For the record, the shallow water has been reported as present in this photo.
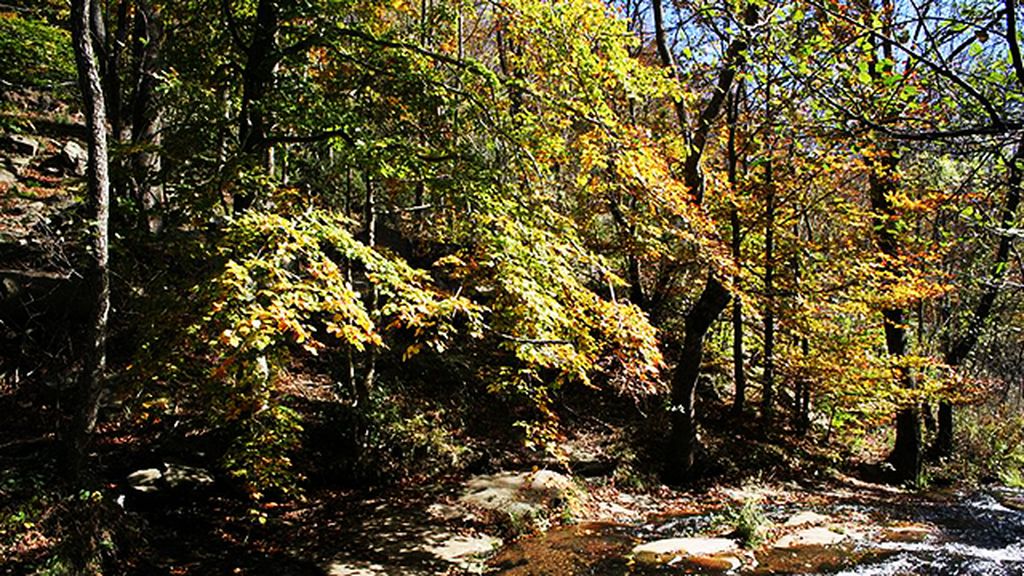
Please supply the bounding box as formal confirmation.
[488,489,1024,575]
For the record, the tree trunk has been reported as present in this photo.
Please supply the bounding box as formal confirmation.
[868,147,920,484]
[934,137,1024,456]
[234,0,279,213]
[68,0,111,480]
[761,65,776,426]
[665,276,731,484]
[130,0,164,233]
[794,337,811,433]
[652,0,757,483]
[727,85,746,417]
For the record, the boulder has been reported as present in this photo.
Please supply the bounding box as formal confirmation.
[162,462,215,489]
[125,462,214,499]
[422,533,502,571]
[0,167,16,186]
[783,511,831,527]
[2,134,40,157]
[41,140,87,176]
[632,537,740,564]
[127,468,163,493]
[773,527,846,549]
[882,523,935,542]
[59,141,87,176]
[459,470,580,530]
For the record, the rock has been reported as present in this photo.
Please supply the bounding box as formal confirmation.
[7,155,31,175]
[632,537,739,564]
[126,463,214,496]
[59,141,87,176]
[426,502,466,522]
[2,134,40,156]
[773,527,847,549]
[0,168,16,186]
[459,470,580,532]
[784,511,831,527]
[41,140,87,176]
[990,486,1024,511]
[685,553,745,571]
[127,468,163,493]
[162,462,215,489]
[882,523,935,542]
[422,533,502,571]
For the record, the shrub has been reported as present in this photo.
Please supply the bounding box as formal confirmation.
[0,13,75,91]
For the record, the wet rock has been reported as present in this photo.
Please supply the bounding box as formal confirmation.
[882,523,936,542]
[631,536,740,565]
[990,486,1024,511]
[773,526,847,549]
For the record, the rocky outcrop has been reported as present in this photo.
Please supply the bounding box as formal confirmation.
[459,470,581,532]
[122,463,215,508]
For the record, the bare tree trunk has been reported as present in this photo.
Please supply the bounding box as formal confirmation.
[727,85,746,417]
[234,0,279,213]
[653,0,756,483]
[935,137,1024,456]
[761,63,776,427]
[130,0,164,233]
[68,0,111,480]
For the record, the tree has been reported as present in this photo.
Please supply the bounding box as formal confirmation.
[67,0,111,479]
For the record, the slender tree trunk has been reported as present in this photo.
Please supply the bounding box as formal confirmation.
[868,150,920,484]
[234,0,279,213]
[935,137,1024,455]
[727,85,746,417]
[665,276,731,483]
[68,0,111,480]
[796,337,811,432]
[653,0,756,483]
[761,66,776,426]
[130,0,164,233]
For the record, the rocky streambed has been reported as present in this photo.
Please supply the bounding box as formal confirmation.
[119,464,1024,575]
[485,477,1024,575]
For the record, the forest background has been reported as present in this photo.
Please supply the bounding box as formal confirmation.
[3,0,1024,572]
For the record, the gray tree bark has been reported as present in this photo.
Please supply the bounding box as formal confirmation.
[68,0,111,479]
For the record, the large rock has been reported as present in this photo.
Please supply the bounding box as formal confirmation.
[773,527,846,549]
[632,537,741,565]
[59,141,87,176]
[125,462,214,499]
[126,468,163,493]
[422,533,502,572]
[459,470,579,530]
[2,134,40,157]
[41,140,87,176]
[0,167,16,186]
[882,523,935,543]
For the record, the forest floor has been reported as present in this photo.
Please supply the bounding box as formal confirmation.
[0,368,956,576]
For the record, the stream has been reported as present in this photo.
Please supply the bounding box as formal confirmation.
[488,488,1024,575]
